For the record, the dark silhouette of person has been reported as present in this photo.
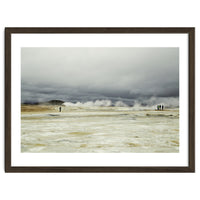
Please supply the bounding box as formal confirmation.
[59,107,62,112]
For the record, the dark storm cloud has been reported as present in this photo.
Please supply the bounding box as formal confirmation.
[21,47,179,103]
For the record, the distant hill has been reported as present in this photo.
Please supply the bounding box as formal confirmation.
[22,100,64,105]
[46,100,64,105]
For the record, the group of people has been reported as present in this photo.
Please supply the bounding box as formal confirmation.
[157,104,164,110]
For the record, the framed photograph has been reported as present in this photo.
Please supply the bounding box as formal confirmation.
[5,27,195,172]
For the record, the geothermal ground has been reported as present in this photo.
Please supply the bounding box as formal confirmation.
[21,105,179,153]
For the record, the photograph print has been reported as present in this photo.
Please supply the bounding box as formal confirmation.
[21,47,179,153]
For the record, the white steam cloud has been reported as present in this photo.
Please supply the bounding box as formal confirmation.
[63,100,112,107]
[63,97,179,109]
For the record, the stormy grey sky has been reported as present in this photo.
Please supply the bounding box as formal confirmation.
[21,47,179,104]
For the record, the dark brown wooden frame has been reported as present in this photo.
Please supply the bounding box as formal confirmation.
[5,27,195,173]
